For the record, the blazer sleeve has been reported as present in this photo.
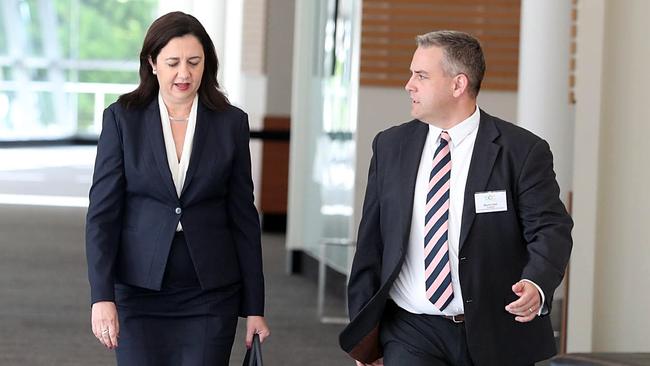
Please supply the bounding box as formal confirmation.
[85,106,125,304]
[347,133,384,319]
[228,113,265,317]
[517,139,573,311]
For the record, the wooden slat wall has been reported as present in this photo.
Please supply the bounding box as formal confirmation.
[260,116,290,214]
[569,0,577,104]
[361,0,521,90]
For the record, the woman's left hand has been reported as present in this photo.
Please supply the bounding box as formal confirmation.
[245,315,270,348]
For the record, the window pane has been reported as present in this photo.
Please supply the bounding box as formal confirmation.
[0,0,157,141]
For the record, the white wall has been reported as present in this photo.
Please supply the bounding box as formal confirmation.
[240,0,269,210]
[517,0,573,203]
[477,90,518,123]
[566,0,604,352]
[592,0,650,351]
[286,0,321,250]
[265,0,295,116]
[353,87,409,232]
[568,0,650,352]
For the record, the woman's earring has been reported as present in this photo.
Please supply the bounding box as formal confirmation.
[152,68,157,75]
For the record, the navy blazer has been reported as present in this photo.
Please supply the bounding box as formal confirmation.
[340,111,573,365]
[86,98,264,317]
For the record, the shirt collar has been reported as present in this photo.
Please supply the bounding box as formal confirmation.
[427,105,480,147]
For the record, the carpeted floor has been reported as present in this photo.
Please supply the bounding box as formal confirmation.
[0,204,351,365]
[0,146,351,365]
[0,147,557,365]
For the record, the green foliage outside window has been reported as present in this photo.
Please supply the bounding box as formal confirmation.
[0,0,158,138]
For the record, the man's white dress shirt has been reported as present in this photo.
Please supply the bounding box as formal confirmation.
[389,106,546,316]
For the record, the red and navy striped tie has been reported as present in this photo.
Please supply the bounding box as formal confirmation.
[424,131,454,310]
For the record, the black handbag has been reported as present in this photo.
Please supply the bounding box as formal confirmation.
[243,334,263,366]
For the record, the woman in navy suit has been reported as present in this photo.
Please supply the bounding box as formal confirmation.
[86,11,269,365]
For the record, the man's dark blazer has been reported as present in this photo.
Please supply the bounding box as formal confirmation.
[339,110,573,366]
[86,98,264,317]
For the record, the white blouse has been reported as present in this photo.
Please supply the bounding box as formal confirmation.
[157,92,199,231]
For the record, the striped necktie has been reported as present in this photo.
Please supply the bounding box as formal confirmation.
[424,131,454,310]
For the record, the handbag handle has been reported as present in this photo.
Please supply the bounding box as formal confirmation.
[248,333,263,366]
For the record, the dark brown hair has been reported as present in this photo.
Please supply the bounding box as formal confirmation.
[118,11,229,110]
[416,30,486,98]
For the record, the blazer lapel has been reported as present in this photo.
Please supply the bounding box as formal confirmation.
[398,121,429,252]
[181,102,209,196]
[144,100,177,200]
[458,111,501,250]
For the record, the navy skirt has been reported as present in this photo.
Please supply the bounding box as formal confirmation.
[115,232,240,366]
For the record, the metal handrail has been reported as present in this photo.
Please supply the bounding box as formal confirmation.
[0,81,136,137]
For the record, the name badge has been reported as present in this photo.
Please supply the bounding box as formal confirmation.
[474,190,507,213]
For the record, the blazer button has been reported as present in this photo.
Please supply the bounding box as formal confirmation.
[465,299,473,304]
[175,207,182,215]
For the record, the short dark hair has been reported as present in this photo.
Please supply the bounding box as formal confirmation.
[118,11,229,110]
[416,30,485,98]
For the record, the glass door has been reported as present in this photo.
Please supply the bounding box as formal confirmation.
[287,0,360,273]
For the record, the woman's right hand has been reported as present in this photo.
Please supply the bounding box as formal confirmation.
[91,301,119,349]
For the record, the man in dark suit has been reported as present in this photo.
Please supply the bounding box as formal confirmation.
[339,30,573,366]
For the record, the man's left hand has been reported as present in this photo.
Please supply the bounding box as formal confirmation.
[505,281,541,323]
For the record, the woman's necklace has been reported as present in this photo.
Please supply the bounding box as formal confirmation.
[169,115,189,123]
